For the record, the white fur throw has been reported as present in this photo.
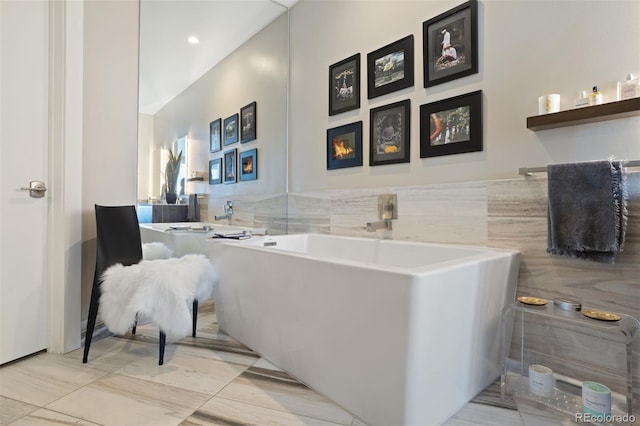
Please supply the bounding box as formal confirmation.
[99,254,217,340]
[142,242,173,260]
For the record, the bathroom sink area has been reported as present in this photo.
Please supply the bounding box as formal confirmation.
[139,222,265,256]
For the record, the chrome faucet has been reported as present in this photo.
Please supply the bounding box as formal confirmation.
[366,219,392,232]
[366,194,397,232]
[214,200,233,221]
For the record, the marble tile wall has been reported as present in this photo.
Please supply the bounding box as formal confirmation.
[205,193,287,235]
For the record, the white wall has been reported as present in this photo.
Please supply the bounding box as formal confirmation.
[151,13,288,199]
[289,0,640,192]
[81,0,139,320]
[137,113,155,200]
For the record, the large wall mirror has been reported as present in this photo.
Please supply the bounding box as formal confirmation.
[137,0,290,230]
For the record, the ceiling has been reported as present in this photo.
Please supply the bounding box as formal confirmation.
[138,0,296,115]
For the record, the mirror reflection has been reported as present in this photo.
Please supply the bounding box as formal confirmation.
[137,0,289,228]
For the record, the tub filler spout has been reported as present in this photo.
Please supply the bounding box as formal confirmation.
[214,200,233,222]
[366,219,392,232]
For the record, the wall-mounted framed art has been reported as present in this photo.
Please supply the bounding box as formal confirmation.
[239,148,258,181]
[240,102,257,143]
[369,99,410,166]
[326,121,362,170]
[223,113,239,146]
[420,90,482,158]
[367,35,414,99]
[223,148,237,184]
[209,158,222,184]
[423,0,478,89]
[209,118,221,153]
[329,53,360,116]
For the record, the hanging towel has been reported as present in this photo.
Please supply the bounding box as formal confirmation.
[547,159,628,263]
[187,193,200,222]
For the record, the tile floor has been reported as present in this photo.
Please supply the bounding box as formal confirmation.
[1,303,577,426]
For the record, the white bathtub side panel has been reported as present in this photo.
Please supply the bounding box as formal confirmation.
[404,253,520,425]
[210,243,415,426]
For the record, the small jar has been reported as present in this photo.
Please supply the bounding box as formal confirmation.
[574,90,589,108]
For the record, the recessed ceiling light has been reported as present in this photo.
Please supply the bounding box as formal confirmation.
[187,36,199,45]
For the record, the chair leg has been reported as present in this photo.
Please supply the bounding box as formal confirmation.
[159,331,166,365]
[192,300,198,337]
[82,276,101,363]
[132,314,138,335]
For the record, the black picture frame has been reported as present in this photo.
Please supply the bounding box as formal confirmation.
[326,121,363,170]
[369,99,410,166]
[223,113,238,146]
[223,148,237,184]
[420,90,482,158]
[208,158,222,184]
[240,102,257,143]
[423,0,478,88]
[367,35,414,99]
[209,118,221,153]
[329,53,360,116]
[239,148,258,181]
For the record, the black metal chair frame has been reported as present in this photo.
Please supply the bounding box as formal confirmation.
[82,204,199,365]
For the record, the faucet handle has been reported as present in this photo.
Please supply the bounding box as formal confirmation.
[378,194,397,220]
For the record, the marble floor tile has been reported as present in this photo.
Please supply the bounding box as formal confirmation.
[0,396,39,425]
[216,365,354,425]
[8,408,102,425]
[252,357,284,371]
[115,350,248,396]
[181,396,346,426]
[0,305,583,426]
[45,373,210,426]
[66,337,157,372]
[445,402,524,426]
[0,353,108,407]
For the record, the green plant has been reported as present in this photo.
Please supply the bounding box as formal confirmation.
[164,149,183,194]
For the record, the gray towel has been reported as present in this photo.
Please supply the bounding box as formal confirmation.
[547,159,628,263]
[187,194,200,222]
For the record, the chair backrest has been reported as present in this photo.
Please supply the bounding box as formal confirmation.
[94,205,143,280]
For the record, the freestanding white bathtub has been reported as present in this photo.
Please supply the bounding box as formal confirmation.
[207,233,520,425]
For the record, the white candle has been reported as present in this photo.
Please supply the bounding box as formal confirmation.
[529,364,554,397]
[582,381,611,416]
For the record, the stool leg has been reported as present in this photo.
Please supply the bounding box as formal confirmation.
[159,331,166,365]
[192,300,198,337]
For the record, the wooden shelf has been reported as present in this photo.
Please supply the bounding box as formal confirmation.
[187,177,204,182]
[526,97,640,131]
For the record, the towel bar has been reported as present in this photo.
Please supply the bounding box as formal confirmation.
[519,160,640,176]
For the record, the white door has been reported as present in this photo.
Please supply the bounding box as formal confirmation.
[0,0,49,364]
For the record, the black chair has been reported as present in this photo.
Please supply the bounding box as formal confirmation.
[82,205,199,365]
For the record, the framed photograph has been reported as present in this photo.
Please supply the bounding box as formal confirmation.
[326,121,363,170]
[369,99,410,166]
[223,148,237,184]
[367,35,414,99]
[423,0,478,88]
[208,158,222,184]
[239,148,258,181]
[209,118,221,153]
[223,113,238,146]
[420,90,482,158]
[240,102,257,143]
[329,53,360,116]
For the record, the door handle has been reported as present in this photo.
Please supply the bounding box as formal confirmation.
[20,181,47,198]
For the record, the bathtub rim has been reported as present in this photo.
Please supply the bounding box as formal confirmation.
[208,232,520,276]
